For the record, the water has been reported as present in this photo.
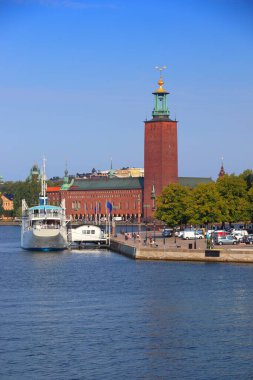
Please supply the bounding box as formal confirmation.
[1,226,253,379]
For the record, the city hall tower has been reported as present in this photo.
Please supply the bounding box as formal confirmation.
[144,67,178,218]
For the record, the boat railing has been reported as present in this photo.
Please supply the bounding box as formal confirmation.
[26,224,62,231]
[28,211,64,219]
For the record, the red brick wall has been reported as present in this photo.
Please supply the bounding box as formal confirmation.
[144,120,178,217]
[48,188,143,221]
[46,190,61,205]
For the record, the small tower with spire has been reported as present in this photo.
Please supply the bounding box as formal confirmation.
[218,157,226,178]
[144,66,178,218]
[152,66,170,118]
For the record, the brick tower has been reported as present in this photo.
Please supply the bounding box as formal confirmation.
[144,67,178,218]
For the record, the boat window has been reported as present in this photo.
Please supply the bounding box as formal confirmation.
[91,230,95,234]
[82,230,86,234]
[87,230,90,234]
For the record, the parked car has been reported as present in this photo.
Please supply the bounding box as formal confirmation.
[182,230,204,240]
[162,228,173,237]
[216,235,239,245]
[175,230,184,238]
[243,234,253,244]
[213,230,227,240]
[232,233,244,242]
[231,229,248,237]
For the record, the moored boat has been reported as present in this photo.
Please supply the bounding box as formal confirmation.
[71,224,108,246]
[21,159,70,251]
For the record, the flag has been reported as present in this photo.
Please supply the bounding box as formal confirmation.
[106,201,112,214]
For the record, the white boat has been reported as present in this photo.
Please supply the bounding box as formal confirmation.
[71,224,108,246]
[21,159,70,251]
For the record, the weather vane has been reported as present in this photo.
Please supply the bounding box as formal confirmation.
[155,65,167,79]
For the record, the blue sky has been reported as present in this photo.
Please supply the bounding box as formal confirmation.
[0,0,252,181]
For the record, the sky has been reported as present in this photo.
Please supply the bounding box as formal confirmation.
[0,0,253,181]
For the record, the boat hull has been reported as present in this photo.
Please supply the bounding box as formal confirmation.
[21,229,68,251]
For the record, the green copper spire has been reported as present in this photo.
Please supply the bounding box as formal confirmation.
[61,163,74,190]
[152,66,170,118]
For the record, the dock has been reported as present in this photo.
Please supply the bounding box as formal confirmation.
[110,233,253,263]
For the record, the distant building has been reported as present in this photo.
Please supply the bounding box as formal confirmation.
[1,193,14,211]
[27,164,41,182]
[218,158,226,178]
[114,168,144,178]
[1,193,14,219]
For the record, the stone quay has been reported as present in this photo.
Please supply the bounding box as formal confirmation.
[110,232,253,263]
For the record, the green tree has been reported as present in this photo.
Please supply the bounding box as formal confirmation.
[216,174,250,223]
[0,195,4,217]
[13,180,40,215]
[186,183,226,226]
[247,185,253,222]
[155,183,191,227]
[239,169,253,191]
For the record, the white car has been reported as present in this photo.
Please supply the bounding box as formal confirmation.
[175,230,184,238]
[182,231,204,240]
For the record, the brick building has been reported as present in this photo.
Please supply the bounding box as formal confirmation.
[47,71,212,221]
[144,68,178,217]
[47,177,143,221]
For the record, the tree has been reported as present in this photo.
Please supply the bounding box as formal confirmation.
[186,183,226,226]
[13,180,40,215]
[216,174,250,223]
[155,183,191,227]
[0,195,4,217]
[239,169,253,191]
[247,185,253,222]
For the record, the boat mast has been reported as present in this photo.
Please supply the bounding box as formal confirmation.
[39,157,48,206]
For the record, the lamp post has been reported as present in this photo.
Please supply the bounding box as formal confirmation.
[151,184,156,244]
[137,194,141,239]
[174,227,177,244]
[112,205,119,237]
[153,222,156,242]
[194,227,197,249]
[151,183,156,212]
[143,204,150,242]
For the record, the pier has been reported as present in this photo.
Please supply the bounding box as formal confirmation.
[110,232,253,263]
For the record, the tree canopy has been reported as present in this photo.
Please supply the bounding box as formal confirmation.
[155,172,252,227]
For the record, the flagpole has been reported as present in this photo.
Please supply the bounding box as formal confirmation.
[105,202,108,244]
[108,211,111,246]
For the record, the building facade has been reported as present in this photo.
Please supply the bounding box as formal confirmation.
[144,69,178,217]
[1,193,14,219]
[47,71,213,222]
[47,177,143,221]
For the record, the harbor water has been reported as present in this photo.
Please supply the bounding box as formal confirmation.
[1,226,253,379]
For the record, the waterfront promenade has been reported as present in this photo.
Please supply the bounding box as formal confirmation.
[110,232,253,263]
